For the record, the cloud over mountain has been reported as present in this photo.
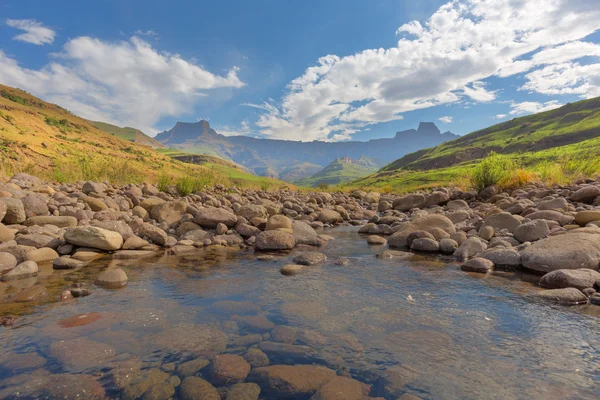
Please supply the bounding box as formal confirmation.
[0,35,244,133]
[6,19,55,45]
[248,0,600,141]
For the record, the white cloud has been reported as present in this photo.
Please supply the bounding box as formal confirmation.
[521,62,600,99]
[495,114,507,119]
[6,19,55,45]
[509,100,563,115]
[250,0,600,141]
[438,116,453,123]
[217,120,253,137]
[0,36,244,133]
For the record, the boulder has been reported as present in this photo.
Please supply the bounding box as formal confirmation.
[454,237,487,260]
[138,223,168,246]
[393,194,425,211]
[266,215,292,230]
[64,226,123,251]
[480,248,521,267]
[0,223,15,242]
[150,200,187,225]
[538,197,568,211]
[533,288,588,305]
[25,247,59,263]
[238,205,268,220]
[293,252,327,266]
[570,185,600,204]
[388,215,455,248]
[225,383,261,400]
[364,192,381,204]
[195,207,237,229]
[95,268,128,289]
[410,238,439,252]
[11,284,48,302]
[309,376,363,400]
[255,231,295,251]
[0,252,18,274]
[210,354,251,385]
[0,198,26,224]
[520,233,600,273]
[539,269,600,290]
[23,216,78,228]
[514,219,549,243]
[280,264,306,276]
[481,212,522,233]
[574,210,600,226]
[439,238,458,254]
[461,257,494,273]
[179,377,220,400]
[1,260,38,281]
[367,235,387,245]
[292,221,322,246]
[526,210,574,226]
[248,365,336,399]
[318,210,342,224]
[82,181,106,194]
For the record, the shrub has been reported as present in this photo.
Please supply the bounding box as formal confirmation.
[157,174,172,192]
[317,183,329,190]
[501,168,537,189]
[469,151,517,191]
[176,176,196,196]
[260,181,272,191]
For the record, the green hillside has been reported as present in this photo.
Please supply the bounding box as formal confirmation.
[353,96,600,192]
[91,121,165,149]
[296,156,379,187]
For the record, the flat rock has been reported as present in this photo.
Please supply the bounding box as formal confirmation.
[533,288,588,305]
[281,264,306,276]
[210,354,251,385]
[12,284,48,302]
[520,232,600,272]
[225,382,261,400]
[50,337,115,372]
[64,226,123,251]
[309,376,363,400]
[539,269,600,290]
[293,252,327,265]
[461,257,494,273]
[195,207,237,229]
[150,325,227,359]
[255,230,295,251]
[23,216,78,228]
[179,377,220,400]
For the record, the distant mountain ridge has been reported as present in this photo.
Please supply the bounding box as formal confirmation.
[155,120,459,180]
[91,121,165,149]
[295,156,381,187]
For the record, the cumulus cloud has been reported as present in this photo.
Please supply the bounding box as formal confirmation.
[509,100,563,115]
[0,36,244,133]
[495,114,507,119]
[217,120,253,137]
[6,19,55,45]
[438,116,453,123]
[250,0,600,141]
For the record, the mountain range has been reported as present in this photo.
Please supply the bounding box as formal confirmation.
[155,120,459,179]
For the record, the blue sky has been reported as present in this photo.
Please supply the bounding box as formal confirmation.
[1,0,599,141]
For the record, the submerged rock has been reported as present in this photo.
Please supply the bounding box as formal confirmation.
[248,365,336,398]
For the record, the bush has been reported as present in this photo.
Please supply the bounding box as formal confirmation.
[157,174,172,192]
[317,183,329,190]
[176,176,196,196]
[469,151,517,191]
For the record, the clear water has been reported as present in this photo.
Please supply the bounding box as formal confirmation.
[0,226,598,399]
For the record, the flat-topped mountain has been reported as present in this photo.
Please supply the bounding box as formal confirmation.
[155,120,459,179]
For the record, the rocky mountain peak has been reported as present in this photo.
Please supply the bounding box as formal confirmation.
[417,122,441,135]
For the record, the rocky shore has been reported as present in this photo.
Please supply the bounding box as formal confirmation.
[1,173,600,399]
[1,173,600,308]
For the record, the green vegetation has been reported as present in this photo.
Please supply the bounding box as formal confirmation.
[92,121,138,141]
[45,116,71,133]
[469,152,517,191]
[351,96,600,193]
[0,89,30,106]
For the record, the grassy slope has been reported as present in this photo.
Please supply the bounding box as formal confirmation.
[0,84,289,189]
[352,96,600,192]
[296,158,379,187]
[91,121,165,149]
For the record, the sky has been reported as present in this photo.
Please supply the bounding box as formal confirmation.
[1,0,599,141]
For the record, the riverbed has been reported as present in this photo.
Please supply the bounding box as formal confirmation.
[0,226,598,399]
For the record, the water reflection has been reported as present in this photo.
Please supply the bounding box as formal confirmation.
[0,226,598,399]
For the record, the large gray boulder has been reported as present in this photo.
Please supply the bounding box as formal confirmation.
[514,220,549,243]
[481,212,522,233]
[526,210,574,226]
[64,226,123,251]
[393,194,425,211]
[195,207,237,229]
[388,215,455,248]
[570,185,600,204]
[0,198,26,224]
[520,233,600,273]
[255,231,295,251]
[539,269,600,290]
[533,288,588,305]
[150,200,187,225]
